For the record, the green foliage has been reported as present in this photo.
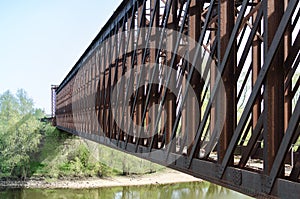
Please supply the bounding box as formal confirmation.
[26,125,104,179]
[57,143,102,177]
[0,89,163,180]
[96,144,164,175]
[0,89,44,179]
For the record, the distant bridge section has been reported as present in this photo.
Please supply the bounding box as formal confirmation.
[53,0,300,198]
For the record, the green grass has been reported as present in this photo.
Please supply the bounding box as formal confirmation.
[26,124,164,180]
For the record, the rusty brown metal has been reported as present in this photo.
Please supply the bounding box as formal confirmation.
[98,45,105,136]
[149,0,160,148]
[218,0,236,164]
[252,0,261,135]
[54,0,300,198]
[284,0,292,132]
[165,0,178,151]
[127,11,135,144]
[136,1,146,145]
[263,0,285,175]
[186,0,202,157]
[209,16,217,159]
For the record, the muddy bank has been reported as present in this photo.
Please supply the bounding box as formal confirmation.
[0,169,201,189]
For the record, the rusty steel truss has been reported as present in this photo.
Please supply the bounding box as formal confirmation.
[54,0,300,198]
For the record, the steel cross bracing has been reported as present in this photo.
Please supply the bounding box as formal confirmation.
[54,0,300,198]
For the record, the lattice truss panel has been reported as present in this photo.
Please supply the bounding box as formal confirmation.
[55,0,299,197]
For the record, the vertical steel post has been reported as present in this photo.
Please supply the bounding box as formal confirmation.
[108,28,115,139]
[105,35,111,138]
[263,0,284,175]
[87,59,93,133]
[252,0,261,134]
[218,0,236,164]
[119,18,127,142]
[284,0,292,132]
[127,11,135,144]
[84,64,88,133]
[137,1,146,145]
[187,0,202,156]
[99,45,105,136]
[210,17,217,156]
[166,0,178,151]
[111,23,121,140]
[182,72,187,152]
[91,55,95,134]
[97,48,100,135]
[149,0,160,148]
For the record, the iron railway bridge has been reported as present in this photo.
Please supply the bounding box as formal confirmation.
[52,0,300,198]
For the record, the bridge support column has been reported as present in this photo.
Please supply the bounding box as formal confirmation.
[165,0,178,152]
[149,0,160,149]
[105,34,112,138]
[284,0,292,132]
[187,0,202,157]
[118,21,126,142]
[111,25,120,140]
[263,0,284,176]
[99,45,105,136]
[136,2,146,146]
[252,0,262,148]
[127,11,135,144]
[218,0,236,164]
[210,18,217,158]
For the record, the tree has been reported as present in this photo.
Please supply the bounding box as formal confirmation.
[0,89,44,178]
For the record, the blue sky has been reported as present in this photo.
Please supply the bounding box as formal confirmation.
[0,0,122,114]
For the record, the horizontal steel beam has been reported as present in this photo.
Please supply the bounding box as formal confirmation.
[57,125,300,198]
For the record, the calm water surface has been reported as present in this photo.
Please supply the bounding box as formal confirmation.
[0,181,253,199]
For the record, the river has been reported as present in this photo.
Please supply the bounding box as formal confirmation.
[0,181,253,199]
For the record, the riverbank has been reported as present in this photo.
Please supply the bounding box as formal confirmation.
[0,169,201,189]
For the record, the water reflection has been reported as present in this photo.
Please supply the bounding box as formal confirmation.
[0,181,253,199]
